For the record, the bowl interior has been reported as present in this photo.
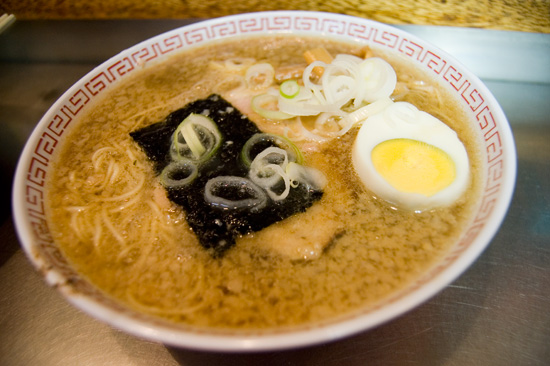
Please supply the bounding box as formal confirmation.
[12,11,516,351]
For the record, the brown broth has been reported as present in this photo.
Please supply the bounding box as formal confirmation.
[46,35,482,331]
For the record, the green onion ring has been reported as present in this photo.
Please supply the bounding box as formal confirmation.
[241,133,303,168]
[204,176,268,212]
[160,160,198,188]
[251,94,294,120]
[171,113,222,164]
[280,80,300,99]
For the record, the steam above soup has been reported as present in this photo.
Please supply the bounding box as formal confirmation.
[46,36,481,331]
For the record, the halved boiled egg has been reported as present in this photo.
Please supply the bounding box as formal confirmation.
[352,101,469,211]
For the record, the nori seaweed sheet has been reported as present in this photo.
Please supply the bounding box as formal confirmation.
[130,94,323,256]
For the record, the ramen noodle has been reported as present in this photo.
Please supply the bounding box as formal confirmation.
[46,36,482,331]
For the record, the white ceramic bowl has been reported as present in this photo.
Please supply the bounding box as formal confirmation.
[12,11,516,352]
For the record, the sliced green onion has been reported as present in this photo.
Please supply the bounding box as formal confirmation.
[280,80,300,99]
[241,133,304,168]
[204,176,267,212]
[251,94,294,120]
[171,113,222,164]
[249,147,292,201]
[249,147,288,187]
[260,163,291,201]
[181,119,205,158]
[160,160,198,188]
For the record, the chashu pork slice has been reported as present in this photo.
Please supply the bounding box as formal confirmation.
[237,201,344,261]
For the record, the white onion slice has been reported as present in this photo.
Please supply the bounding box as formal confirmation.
[248,147,293,201]
[252,93,294,120]
[245,63,275,90]
[345,97,394,125]
[241,133,303,167]
[247,53,399,144]
[204,176,267,212]
[261,164,291,201]
[302,61,327,103]
[277,88,327,116]
[295,117,331,142]
[313,111,352,138]
[359,57,397,103]
[322,74,356,107]
[249,147,289,188]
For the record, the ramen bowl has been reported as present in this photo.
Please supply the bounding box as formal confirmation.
[12,11,516,351]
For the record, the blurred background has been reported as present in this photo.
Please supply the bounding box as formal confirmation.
[1,0,549,32]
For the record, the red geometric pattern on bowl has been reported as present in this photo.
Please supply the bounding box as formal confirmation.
[14,11,514,350]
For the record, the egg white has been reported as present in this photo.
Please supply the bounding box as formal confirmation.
[352,101,470,211]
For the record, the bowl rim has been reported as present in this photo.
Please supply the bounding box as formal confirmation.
[12,10,517,352]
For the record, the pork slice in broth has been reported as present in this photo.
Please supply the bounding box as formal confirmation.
[238,202,344,260]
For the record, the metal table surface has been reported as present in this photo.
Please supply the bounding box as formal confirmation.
[1,20,549,366]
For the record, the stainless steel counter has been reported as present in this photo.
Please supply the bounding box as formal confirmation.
[1,20,549,366]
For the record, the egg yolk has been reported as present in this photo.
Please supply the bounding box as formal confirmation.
[371,138,456,197]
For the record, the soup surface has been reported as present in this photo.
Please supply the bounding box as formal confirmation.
[47,35,482,332]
